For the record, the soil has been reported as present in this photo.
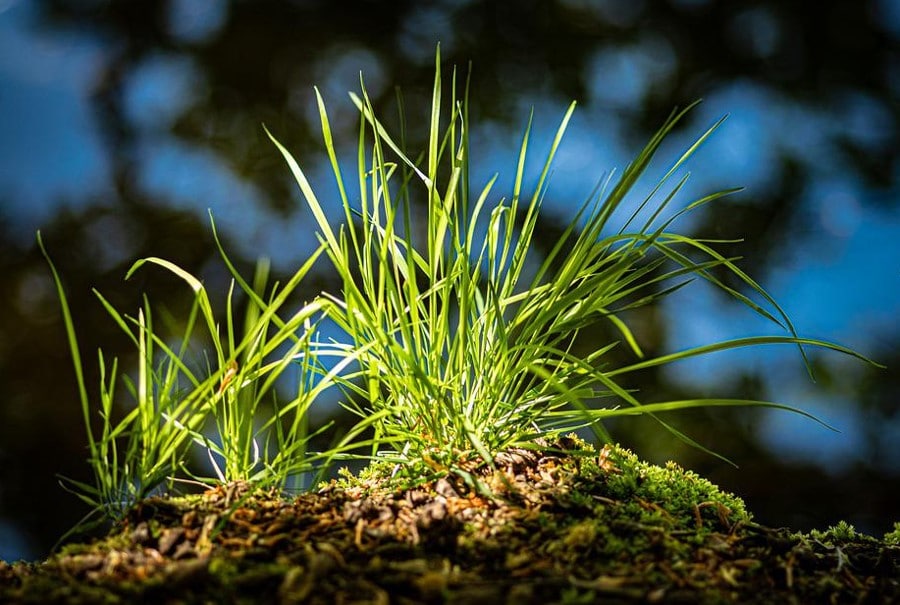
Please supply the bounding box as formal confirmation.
[1,438,898,604]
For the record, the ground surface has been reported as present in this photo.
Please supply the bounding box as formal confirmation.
[1,439,898,604]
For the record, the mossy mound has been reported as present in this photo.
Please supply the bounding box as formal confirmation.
[1,438,897,604]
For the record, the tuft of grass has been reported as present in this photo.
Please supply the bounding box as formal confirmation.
[40,231,212,519]
[41,48,883,526]
[38,219,378,523]
[268,47,882,471]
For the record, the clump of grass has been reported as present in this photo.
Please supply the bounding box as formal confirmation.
[41,231,213,518]
[38,223,375,523]
[268,48,880,472]
[42,48,881,525]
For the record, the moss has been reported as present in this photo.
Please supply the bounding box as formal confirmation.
[884,521,900,546]
[809,520,859,543]
[599,447,750,527]
[3,438,898,604]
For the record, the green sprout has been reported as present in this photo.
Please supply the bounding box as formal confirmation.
[268,48,880,472]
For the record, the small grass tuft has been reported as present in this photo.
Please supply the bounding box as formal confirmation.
[38,219,380,525]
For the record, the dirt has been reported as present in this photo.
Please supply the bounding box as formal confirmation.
[1,438,898,604]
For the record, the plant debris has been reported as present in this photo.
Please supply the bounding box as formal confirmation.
[2,439,898,604]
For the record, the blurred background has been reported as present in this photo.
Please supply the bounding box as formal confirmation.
[1,0,897,562]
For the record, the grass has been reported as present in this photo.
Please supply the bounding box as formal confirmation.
[267,48,880,474]
[41,48,881,523]
[38,224,379,524]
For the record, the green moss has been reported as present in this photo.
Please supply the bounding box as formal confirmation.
[599,446,750,526]
[4,439,898,604]
[884,521,900,546]
[344,436,750,525]
[809,520,858,542]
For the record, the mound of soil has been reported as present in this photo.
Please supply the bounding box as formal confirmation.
[2,439,898,604]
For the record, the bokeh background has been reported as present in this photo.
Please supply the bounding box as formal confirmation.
[1,0,898,562]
